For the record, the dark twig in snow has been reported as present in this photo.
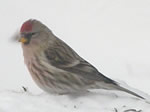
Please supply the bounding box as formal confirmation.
[22,86,28,92]
[114,108,118,112]
[124,109,142,112]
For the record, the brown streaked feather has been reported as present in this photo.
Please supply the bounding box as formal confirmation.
[45,38,117,85]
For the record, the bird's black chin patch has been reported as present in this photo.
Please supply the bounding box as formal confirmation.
[24,41,30,45]
[21,32,36,45]
[23,36,31,45]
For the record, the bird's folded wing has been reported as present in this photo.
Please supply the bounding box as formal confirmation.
[44,47,116,84]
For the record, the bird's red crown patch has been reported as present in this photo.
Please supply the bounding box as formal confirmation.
[20,20,32,33]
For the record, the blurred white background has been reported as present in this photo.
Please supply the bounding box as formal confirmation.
[0,0,150,94]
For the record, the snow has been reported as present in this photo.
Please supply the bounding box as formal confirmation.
[0,89,150,112]
[0,0,150,111]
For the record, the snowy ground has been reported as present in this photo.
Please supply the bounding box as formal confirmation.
[0,88,150,112]
[0,0,150,111]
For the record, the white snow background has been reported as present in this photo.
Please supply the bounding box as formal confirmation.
[0,0,150,111]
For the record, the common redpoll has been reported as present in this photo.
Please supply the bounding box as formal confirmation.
[18,19,144,99]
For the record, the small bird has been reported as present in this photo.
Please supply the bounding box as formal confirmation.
[18,19,144,99]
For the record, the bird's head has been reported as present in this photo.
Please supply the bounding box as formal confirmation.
[19,19,53,47]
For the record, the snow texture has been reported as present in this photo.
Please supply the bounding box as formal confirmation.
[0,88,150,112]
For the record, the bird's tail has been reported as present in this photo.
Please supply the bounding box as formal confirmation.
[95,73,145,99]
[109,82,145,99]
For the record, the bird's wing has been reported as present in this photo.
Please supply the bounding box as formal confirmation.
[44,42,116,84]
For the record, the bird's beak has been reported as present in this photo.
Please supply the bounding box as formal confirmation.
[19,37,28,43]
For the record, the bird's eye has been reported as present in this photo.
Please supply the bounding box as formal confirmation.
[22,32,37,38]
[30,32,36,36]
[27,32,37,37]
